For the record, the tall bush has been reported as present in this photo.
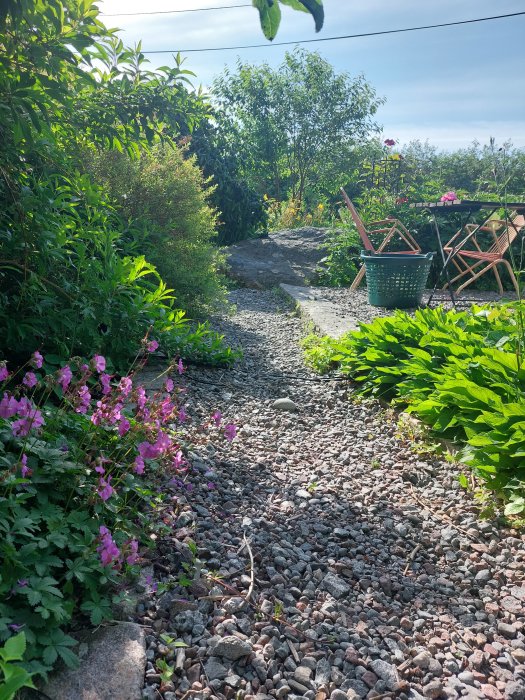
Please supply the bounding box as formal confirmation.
[86,144,227,316]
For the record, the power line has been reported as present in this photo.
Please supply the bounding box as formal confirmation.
[136,11,525,53]
[101,3,251,17]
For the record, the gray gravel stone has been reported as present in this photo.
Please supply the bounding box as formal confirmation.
[212,635,252,660]
[323,572,351,599]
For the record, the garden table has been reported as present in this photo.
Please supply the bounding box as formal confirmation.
[408,200,525,306]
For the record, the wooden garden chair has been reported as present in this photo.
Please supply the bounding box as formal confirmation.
[340,188,421,290]
[443,213,524,294]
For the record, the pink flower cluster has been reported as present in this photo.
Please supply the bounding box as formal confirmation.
[0,394,45,437]
[97,526,138,567]
[440,191,458,202]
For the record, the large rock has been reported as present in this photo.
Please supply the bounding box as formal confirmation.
[225,227,330,288]
[41,622,146,700]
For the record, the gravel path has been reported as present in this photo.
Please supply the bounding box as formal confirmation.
[141,290,525,700]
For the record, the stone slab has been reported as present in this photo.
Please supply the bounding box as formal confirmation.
[41,622,146,700]
[280,284,359,338]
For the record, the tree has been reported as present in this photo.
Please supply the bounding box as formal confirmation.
[213,49,383,209]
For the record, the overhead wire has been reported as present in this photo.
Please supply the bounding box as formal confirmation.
[101,3,251,17]
[106,11,525,54]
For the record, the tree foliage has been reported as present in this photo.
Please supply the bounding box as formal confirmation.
[213,49,383,209]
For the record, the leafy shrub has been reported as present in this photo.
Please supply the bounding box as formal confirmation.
[0,349,237,677]
[0,633,34,699]
[86,144,227,317]
[189,122,267,245]
[304,304,525,512]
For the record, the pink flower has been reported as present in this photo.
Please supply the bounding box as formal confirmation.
[31,351,44,369]
[160,397,175,423]
[95,464,105,475]
[165,378,174,392]
[134,455,145,475]
[76,385,91,414]
[136,386,147,411]
[118,376,132,397]
[97,476,115,502]
[0,393,19,419]
[224,423,237,442]
[177,358,184,375]
[11,405,44,436]
[58,365,73,392]
[20,454,31,478]
[118,417,130,436]
[126,539,139,566]
[100,373,112,395]
[178,406,187,423]
[440,191,458,202]
[147,340,159,353]
[171,450,184,470]
[97,526,120,567]
[138,441,160,460]
[155,431,171,453]
[384,138,396,147]
[0,366,8,382]
[92,355,106,373]
[22,372,38,389]
[211,410,222,427]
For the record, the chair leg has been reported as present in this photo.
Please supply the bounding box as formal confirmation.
[500,259,520,294]
[350,265,366,291]
[456,262,496,292]
[492,264,504,295]
[444,258,484,288]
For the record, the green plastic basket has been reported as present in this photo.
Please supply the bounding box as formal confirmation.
[360,252,434,308]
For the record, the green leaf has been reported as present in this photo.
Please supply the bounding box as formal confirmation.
[280,0,324,31]
[252,0,282,40]
[2,633,26,662]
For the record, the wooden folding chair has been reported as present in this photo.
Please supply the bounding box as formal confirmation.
[340,188,421,290]
[443,213,524,294]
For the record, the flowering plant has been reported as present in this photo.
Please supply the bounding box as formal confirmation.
[0,345,236,676]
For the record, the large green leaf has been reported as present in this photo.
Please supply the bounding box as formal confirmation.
[252,0,282,40]
[280,0,324,31]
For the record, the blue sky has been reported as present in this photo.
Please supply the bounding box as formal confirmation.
[97,0,525,150]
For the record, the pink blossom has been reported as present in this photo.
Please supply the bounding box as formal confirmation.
[171,450,184,470]
[224,423,237,442]
[177,358,184,375]
[118,417,130,437]
[136,386,147,411]
[0,366,9,382]
[95,463,105,475]
[155,431,171,453]
[384,138,396,147]
[100,373,112,395]
[118,376,132,397]
[126,539,139,565]
[22,372,38,389]
[440,191,458,202]
[92,354,106,373]
[31,351,44,369]
[20,454,31,478]
[134,455,145,475]
[138,441,160,460]
[0,393,19,419]
[178,406,187,423]
[97,526,120,567]
[160,397,175,423]
[211,410,222,427]
[147,340,159,353]
[11,405,44,436]
[165,378,174,392]
[97,476,115,501]
[76,385,91,414]
[80,363,89,374]
[58,365,73,392]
